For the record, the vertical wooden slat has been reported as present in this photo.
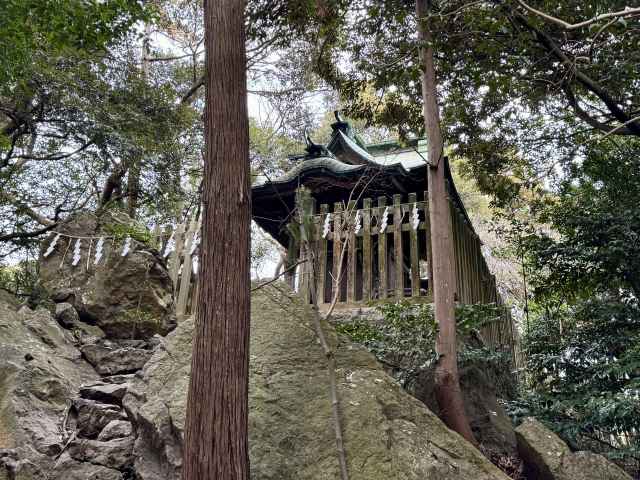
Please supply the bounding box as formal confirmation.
[449,201,462,302]
[347,200,357,303]
[362,198,372,301]
[296,189,313,303]
[152,224,161,250]
[451,205,462,303]
[408,193,420,297]
[284,234,297,289]
[317,204,329,304]
[169,223,185,289]
[332,202,343,303]
[177,217,198,319]
[377,196,387,299]
[472,234,482,303]
[463,223,474,304]
[393,194,404,299]
[423,191,433,298]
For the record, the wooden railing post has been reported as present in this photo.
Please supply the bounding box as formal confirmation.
[362,198,372,301]
[332,202,343,302]
[408,193,420,297]
[169,222,185,289]
[393,194,404,299]
[377,196,387,299]
[317,204,329,304]
[177,216,199,320]
[347,200,357,303]
[423,191,433,298]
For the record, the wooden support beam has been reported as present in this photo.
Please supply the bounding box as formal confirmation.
[377,196,387,299]
[317,203,329,304]
[332,202,343,302]
[169,223,185,289]
[408,193,420,297]
[177,217,199,319]
[393,194,404,299]
[423,191,433,297]
[347,200,357,303]
[362,198,372,302]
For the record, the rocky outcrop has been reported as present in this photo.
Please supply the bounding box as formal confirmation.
[413,364,518,459]
[332,306,519,463]
[0,296,143,480]
[39,211,175,339]
[0,299,102,478]
[125,285,510,480]
[515,417,632,480]
[81,340,153,375]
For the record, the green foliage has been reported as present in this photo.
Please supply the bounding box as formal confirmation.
[511,139,640,473]
[103,222,152,245]
[513,299,640,471]
[336,300,511,388]
[0,259,48,307]
[0,0,149,85]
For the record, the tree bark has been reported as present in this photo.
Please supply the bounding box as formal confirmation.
[181,0,251,478]
[416,0,477,446]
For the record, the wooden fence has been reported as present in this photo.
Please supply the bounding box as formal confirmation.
[152,215,201,321]
[153,190,519,369]
[292,188,518,362]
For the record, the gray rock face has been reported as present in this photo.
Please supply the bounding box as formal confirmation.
[515,417,632,480]
[79,381,129,405]
[39,211,176,340]
[73,399,127,439]
[49,452,124,480]
[413,363,518,459]
[98,420,133,441]
[0,299,99,478]
[125,285,510,480]
[55,302,80,328]
[81,342,152,375]
[68,436,135,471]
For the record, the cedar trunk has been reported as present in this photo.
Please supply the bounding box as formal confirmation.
[181,0,251,478]
[416,0,477,445]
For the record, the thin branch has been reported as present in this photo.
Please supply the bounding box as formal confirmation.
[181,75,205,105]
[518,1,640,30]
[513,11,640,135]
[251,259,306,292]
[596,114,640,142]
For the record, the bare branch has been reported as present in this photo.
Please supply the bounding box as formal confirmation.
[518,1,640,30]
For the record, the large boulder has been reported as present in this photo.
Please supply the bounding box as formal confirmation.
[125,284,510,480]
[515,417,632,480]
[39,211,176,340]
[0,299,100,478]
[412,363,518,460]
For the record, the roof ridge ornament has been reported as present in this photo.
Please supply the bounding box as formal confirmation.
[303,127,333,159]
[331,110,351,136]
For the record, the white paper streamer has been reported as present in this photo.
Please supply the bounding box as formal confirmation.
[411,203,420,230]
[163,231,175,258]
[94,237,105,265]
[322,213,331,239]
[71,239,82,266]
[192,256,199,275]
[379,206,390,233]
[43,233,61,258]
[190,231,200,255]
[121,237,131,257]
[354,210,362,234]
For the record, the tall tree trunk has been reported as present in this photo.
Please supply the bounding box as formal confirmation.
[126,21,152,219]
[182,0,251,478]
[416,0,476,446]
